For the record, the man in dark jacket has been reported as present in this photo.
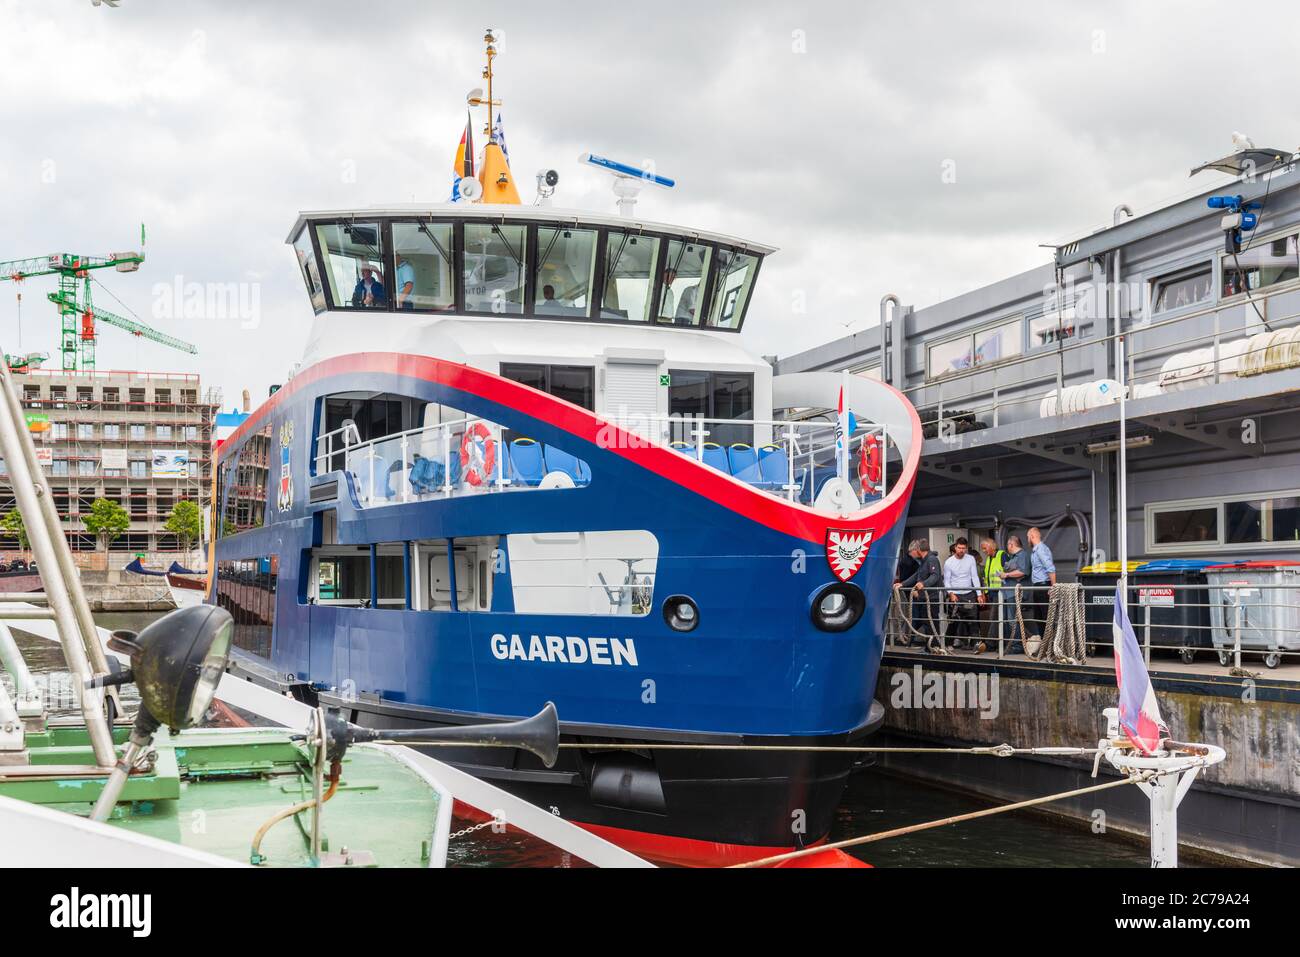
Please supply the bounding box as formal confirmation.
[899,538,942,648]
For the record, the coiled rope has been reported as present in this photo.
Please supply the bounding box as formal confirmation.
[888,584,951,655]
[1017,582,1087,665]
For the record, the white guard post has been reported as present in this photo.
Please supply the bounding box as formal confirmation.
[1100,707,1225,868]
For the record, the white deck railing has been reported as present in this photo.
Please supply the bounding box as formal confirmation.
[314,410,889,510]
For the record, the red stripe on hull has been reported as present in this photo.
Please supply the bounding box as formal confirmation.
[575,821,871,868]
[224,351,921,546]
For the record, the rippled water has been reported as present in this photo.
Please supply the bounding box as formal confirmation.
[9,613,1152,867]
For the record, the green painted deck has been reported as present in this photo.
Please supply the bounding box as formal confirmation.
[2,725,442,868]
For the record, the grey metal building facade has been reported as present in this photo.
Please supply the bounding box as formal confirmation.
[776,155,1300,577]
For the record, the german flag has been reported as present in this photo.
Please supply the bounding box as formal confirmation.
[454,113,475,179]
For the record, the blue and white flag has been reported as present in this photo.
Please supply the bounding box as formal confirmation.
[493,112,510,165]
[1112,581,1168,755]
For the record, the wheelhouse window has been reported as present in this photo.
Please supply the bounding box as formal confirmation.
[1222,232,1300,298]
[601,231,660,322]
[293,227,327,314]
[316,222,388,309]
[463,223,527,314]
[535,226,597,317]
[1151,264,1212,314]
[657,240,711,326]
[1030,304,1077,347]
[500,363,595,410]
[707,249,758,330]
[392,222,454,311]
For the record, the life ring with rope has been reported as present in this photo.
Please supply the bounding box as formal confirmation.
[459,422,496,487]
[858,434,882,493]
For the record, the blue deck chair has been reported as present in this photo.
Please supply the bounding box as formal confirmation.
[669,441,697,458]
[542,445,592,486]
[757,445,791,491]
[509,438,546,486]
[701,442,729,472]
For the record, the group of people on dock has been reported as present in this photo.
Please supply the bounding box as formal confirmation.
[895,529,1057,655]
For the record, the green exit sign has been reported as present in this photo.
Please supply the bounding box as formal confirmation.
[659,374,671,387]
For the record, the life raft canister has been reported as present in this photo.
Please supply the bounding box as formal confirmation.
[459,421,496,486]
[858,434,882,493]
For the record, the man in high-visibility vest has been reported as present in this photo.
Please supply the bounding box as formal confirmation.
[980,539,1008,647]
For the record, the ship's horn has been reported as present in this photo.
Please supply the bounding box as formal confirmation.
[356,702,560,768]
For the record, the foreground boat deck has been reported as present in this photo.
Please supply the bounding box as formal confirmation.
[4,726,443,868]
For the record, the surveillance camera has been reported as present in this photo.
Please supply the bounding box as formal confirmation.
[537,169,559,188]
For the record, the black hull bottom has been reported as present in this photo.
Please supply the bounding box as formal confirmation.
[321,692,883,864]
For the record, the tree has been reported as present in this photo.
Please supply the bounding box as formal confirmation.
[165,500,203,553]
[83,498,130,551]
[0,509,29,550]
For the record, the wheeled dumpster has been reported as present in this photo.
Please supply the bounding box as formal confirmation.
[1132,559,1220,663]
[1079,561,1144,651]
[1206,561,1300,669]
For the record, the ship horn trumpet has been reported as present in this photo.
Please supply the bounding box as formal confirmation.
[322,702,561,768]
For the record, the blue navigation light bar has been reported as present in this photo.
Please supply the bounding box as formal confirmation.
[1207,194,1245,210]
[579,153,676,189]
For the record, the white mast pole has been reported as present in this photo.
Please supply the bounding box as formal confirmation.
[1117,331,1128,589]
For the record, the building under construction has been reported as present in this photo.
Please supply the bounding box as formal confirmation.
[0,369,220,560]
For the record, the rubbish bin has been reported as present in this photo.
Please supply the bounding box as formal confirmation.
[1132,559,1220,664]
[1078,561,1144,651]
[1206,561,1300,669]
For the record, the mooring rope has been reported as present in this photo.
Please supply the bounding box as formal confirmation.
[382,740,1104,757]
[1036,583,1088,665]
[889,584,950,655]
[730,773,1145,868]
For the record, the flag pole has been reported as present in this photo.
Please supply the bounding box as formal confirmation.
[1117,330,1128,591]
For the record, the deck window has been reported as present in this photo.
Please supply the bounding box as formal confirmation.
[392,222,455,311]
[215,556,277,659]
[601,231,661,322]
[707,248,758,330]
[463,223,527,314]
[314,553,371,604]
[1151,264,1212,314]
[1222,232,1300,298]
[668,370,753,446]
[535,226,597,317]
[316,222,388,310]
[657,240,711,326]
[293,226,327,314]
[500,363,595,410]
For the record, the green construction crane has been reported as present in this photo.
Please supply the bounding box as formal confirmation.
[0,227,197,371]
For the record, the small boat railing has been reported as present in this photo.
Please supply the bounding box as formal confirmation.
[313,411,889,510]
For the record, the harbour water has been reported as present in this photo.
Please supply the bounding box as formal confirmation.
[6,615,1152,867]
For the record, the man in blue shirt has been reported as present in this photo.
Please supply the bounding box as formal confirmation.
[1001,535,1032,654]
[1027,526,1057,652]
[394,254,416,309]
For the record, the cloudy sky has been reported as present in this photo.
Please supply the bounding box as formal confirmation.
[1,0,1291,407]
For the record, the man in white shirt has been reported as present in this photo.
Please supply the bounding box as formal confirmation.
[943,537,985,653]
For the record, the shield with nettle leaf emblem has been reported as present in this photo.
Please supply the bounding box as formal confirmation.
[825,529,873,582]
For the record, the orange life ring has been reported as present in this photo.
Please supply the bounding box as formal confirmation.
[459,422,496,487]
[858,434,882,492]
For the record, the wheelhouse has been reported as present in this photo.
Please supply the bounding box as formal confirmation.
[287,206,770,332]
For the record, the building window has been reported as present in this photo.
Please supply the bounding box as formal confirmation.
[77,460,95,477]
[1222,232,1300,298]
[103,424,121,440]
[1151,264,1213,314]
[130,424,146,441]
[52,422,68,440]
[1029,305,1077,348]
[52,460,68,477]
[927,318,1023,379]
[184,425,198,440]
[500,363,595,410]
[1147,491,1300,552]
[215,556,278,659]
[156,425,172,440]
[77,423,94,440]
[129,460,147,479]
